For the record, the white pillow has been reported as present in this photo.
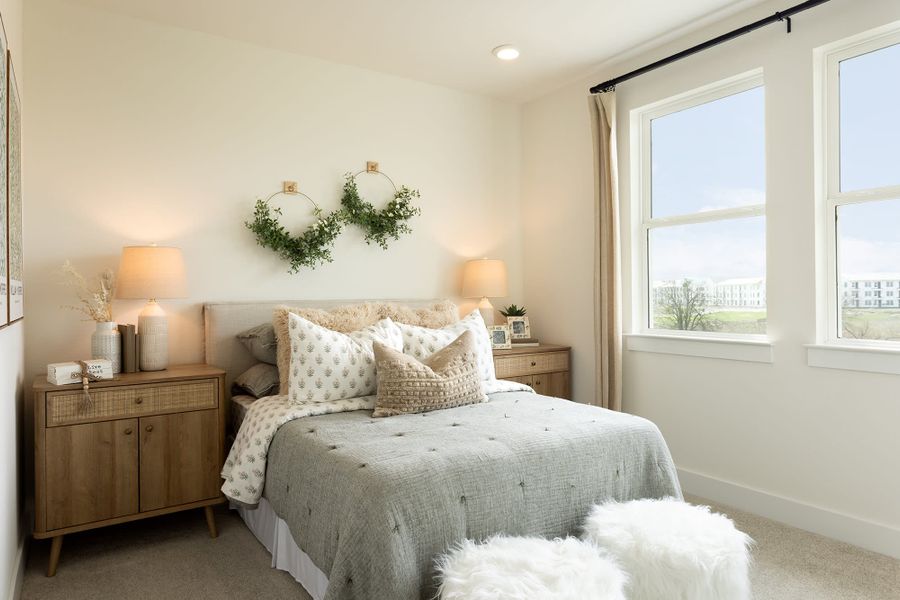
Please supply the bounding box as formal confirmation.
[287,313,403,404]
[396,310,496,382]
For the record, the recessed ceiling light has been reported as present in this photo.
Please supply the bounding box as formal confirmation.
[492,45,520,61]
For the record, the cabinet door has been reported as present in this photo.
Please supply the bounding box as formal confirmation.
[505,375,533,386]
[44,419,139,530]
[140,410,220,511]
[532,371,570,400]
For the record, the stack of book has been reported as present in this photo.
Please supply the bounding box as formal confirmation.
[118,324,141,373]
[512,337,540,347]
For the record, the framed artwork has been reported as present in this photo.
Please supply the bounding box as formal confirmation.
[0,27,6,328]
[488,324,512,350]
[6,49,20,323]
[507,316,531,339]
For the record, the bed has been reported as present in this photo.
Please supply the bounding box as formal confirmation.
[204,300,682,600]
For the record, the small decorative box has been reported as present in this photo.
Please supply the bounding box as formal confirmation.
[47,360,114,386]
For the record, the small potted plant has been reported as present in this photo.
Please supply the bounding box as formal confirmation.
[500,304,532,340]
[60,261,120,373]
[499,304,526,318]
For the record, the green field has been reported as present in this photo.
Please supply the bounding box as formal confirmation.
[842,309,900,341]
[653,310,766,334]
[654,308,900,339]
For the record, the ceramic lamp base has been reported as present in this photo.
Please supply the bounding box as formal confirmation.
[138,300,168,371]
[477,297,496,326]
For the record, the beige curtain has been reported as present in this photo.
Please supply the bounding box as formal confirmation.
[589,93,622,411]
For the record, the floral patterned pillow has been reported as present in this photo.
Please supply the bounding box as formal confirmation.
[287,313,403,405]
[395,310,496,382]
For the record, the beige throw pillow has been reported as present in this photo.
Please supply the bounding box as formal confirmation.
[274,300,459,394]
[372,330,487,418]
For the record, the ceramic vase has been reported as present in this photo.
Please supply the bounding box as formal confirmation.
[91,321,121,374]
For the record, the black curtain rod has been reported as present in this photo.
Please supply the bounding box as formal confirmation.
[589,0,832,94]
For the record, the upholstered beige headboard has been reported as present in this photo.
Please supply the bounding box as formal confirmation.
[203,299,452,392]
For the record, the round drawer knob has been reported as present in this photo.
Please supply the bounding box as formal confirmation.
[145,425,154,432]
[124,428,133,435]
[135,397,143,405]
[530,361,537,367]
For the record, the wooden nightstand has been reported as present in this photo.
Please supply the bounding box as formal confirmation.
[33,364,226,576]
[493,344,571,399]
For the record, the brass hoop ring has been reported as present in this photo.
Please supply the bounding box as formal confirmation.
[350,169,399,194]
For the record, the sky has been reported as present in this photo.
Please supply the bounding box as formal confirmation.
[649,42,899,286]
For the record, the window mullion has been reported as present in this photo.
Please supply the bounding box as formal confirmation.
[644,204,765,230]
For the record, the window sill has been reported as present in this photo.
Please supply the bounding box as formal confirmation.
[806,344,900,376]
[625,333,773,363]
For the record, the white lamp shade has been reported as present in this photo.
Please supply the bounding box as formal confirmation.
[461,258,508,299]
[116,246,188,300]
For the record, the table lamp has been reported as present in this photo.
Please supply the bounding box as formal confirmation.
[116,245,188,371]
[461,258,508,326]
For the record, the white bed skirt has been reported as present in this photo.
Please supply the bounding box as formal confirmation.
[233,498,329,600]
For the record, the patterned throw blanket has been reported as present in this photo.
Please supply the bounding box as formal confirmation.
[222,380,533,504]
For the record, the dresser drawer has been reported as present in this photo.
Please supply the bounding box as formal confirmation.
[46,379,218,427]
[494,351,569,378]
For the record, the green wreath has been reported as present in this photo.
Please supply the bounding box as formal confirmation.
[245,196,344,273]
[340,173,421,249]
[246,173,422,272]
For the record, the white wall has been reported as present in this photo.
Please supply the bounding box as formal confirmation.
[0,0,24,595]
[522,0,900,554]
[23,0,523,381]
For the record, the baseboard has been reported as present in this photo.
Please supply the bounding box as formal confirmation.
[678,468,900,559]
[6,536,25,600]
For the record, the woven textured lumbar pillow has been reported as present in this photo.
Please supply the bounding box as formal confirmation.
[372,330,488,418]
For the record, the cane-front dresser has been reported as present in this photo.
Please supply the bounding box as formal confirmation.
[492,344,571,399]
[33,365,226,576]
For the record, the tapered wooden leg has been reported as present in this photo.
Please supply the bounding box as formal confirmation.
[204,506,218,538]
[47,536,63,577]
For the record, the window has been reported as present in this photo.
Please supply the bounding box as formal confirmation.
[823,30,900,343]
[636,72,766,337]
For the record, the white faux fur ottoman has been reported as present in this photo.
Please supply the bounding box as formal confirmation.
[436,535,627,600]
[582,499,752,600]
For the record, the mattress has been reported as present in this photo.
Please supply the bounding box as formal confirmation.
[262,391,682,600]
[231,393,257,432]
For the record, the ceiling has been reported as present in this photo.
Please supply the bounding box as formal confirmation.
[71,0,766,102]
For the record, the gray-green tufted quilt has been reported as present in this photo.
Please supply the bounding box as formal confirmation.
[262,391,682,600]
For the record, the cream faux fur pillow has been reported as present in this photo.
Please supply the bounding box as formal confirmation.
[274,300,458,394]
[372,330,486,417]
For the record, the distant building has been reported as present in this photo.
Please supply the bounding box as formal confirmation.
[841,274,900,308]
[653,274,900,312]
[710,278,765,308]
[652,277,765,310]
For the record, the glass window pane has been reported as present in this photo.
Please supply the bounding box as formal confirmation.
[837,198,900,341]
[839,43,900,191]
[651,87,765,218]
[649,217,766,334]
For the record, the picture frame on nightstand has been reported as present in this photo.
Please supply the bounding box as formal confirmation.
[488,324,512,349]
[507,316,531,339]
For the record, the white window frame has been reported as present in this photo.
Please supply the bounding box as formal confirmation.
[820,26,900,350]
[631,70,767,348]
[809,23,900,375]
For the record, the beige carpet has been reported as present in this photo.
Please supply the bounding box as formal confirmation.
[22,498,899,599]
